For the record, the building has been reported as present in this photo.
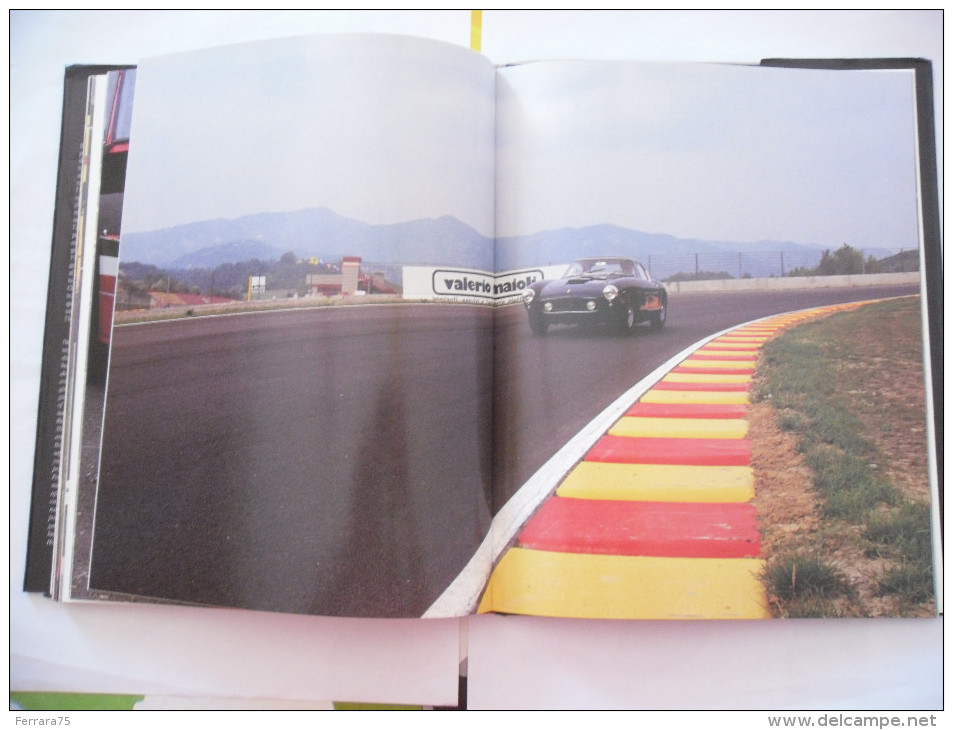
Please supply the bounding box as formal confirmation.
[307,256,362,296]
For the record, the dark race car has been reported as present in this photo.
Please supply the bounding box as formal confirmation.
[522,257,667,336]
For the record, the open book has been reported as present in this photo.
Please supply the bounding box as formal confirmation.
[26,34,942,621]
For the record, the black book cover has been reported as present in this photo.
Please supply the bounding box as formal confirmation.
[23,64,134,594]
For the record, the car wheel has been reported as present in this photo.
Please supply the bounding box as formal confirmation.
[529,314,549,336]
[650,297,667,329]
[618,301,638,336]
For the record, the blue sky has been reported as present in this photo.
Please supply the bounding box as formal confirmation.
[495,61,920,249]
[122,34,497,238]
[122,36,920,252]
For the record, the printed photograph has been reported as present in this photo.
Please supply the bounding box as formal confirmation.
[75,38,937,620]
[483,60,936,619]
[84,36,499,618]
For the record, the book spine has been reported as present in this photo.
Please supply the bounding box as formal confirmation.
[22,65,130,595]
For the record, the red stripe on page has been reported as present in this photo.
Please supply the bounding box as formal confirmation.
[586,435,751,466]
[518,498,761,558]
[654,381,750,392]
[673,366,755,375]
[624,402,748,419]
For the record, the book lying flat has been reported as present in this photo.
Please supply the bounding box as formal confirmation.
[26,34,942,620]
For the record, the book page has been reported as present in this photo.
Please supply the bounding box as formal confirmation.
[83,34,497,618]
[487,60,938,620]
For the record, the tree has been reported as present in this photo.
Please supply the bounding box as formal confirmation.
[815,243,866,276]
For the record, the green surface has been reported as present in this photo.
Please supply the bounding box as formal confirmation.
[11,692,144,711]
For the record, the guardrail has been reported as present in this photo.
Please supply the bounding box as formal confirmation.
[663,272,921,294]
[645,248,919,281]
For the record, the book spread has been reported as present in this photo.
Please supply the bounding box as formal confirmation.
[26,34,942,621]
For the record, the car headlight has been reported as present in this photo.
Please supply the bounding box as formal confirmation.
[523,289,536,305]
[602,284,619,302]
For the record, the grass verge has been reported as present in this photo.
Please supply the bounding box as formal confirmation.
[752,297,936,617]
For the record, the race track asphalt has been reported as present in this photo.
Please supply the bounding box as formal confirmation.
[90,305,495,617]
[87,284,919,617]
[491,283,921,507]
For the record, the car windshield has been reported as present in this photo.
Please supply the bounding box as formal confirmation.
[563,259,634,278]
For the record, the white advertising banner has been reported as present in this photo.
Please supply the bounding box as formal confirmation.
[403,265,566,304]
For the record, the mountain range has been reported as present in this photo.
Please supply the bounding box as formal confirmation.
[120,206,882,278]
[120,207,492,270]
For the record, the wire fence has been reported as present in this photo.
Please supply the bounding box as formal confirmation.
[644,247,918,282]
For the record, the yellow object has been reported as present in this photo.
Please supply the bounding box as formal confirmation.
[470,10,482,52]
[479,548,769,619]
[641,389,749,405]
[679,358,756,370]
[609,416,748,439]
[694,349,757,358]
[556,461,755,502]
[662,372,751,384]
[700,342,761,350]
